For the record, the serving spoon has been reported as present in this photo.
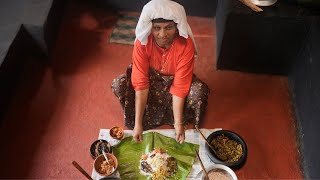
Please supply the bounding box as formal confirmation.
[195,125,222,161]
[102,150,115,172]
[194,148,209,180]
[72,161,93,180]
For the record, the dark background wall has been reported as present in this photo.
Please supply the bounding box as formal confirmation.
[0,0,67,122]
[93,0,218,17]
[288,17,320,180]
[215,0,320,179]
[215,0,310,75]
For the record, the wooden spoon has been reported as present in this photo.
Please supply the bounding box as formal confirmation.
[71,161,93,180]
[102,150,115,172]
[194,148,209,180]
[194,125,222,160]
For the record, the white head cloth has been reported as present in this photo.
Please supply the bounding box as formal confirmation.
[135,0,198,55]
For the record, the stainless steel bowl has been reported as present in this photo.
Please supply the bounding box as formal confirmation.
[250,0,278,6]
[200,164,238,180]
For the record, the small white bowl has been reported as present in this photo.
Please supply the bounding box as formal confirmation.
[250,0,278,6]
[201,164,238,180]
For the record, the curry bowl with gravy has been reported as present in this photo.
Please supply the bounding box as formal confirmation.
[94,153,118,177]
[109,126,124,140]
[205,130,247,170]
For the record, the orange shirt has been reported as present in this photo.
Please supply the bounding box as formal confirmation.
[132,35,195,98]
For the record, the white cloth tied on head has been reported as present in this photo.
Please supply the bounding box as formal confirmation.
[135,0,198,55]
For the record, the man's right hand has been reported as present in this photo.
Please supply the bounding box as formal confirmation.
[239,0,263,12]
[133,124,143,143]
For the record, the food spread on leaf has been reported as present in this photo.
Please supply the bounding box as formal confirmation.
[139,148,177,180]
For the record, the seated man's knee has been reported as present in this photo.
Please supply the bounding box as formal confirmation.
[111,74,127,97]
[188,79,209,100]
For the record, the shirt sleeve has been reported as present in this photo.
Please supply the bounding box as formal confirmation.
[131,40,150,91]
[170,38,195,98]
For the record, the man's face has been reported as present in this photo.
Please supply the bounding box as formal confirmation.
[151,21,177,48]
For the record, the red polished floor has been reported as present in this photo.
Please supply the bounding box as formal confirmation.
[0,1,302,179]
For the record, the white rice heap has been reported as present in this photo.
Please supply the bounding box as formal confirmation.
[139,148,177,179]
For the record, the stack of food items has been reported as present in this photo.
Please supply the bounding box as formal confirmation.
[97,156,116,175]
[139,148,177,180]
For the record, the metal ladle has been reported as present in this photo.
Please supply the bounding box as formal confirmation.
[102,150,115,172]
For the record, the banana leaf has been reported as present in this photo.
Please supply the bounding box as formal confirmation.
[112,132,199,180]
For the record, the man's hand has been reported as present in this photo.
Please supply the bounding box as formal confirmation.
[133,89,149,143]
[133,124,143,143]
[174,124,185,144]
[239,0,263,12]
[172,95,185,144]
